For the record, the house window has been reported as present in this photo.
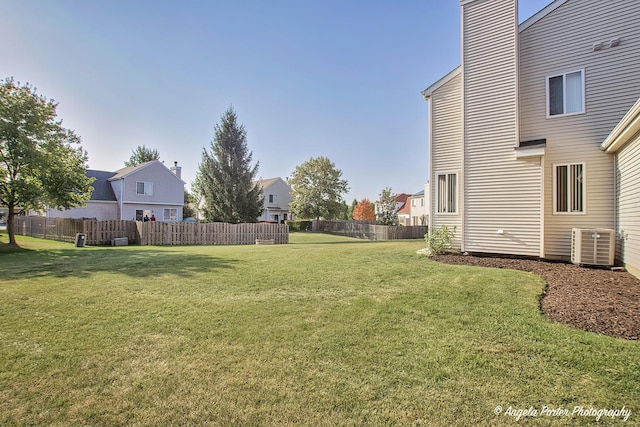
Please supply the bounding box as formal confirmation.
[135,209,144,221]
[136,181,153,195]
[554,163,585,213]
[268,194,276,203]
[436,173,457,214]
[163,208,178,221]
[547,70,584,117]
[412,199,417,207]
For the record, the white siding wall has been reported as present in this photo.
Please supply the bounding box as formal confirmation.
[430,73,463,250]
[122,162,184,206]
[462,0,541,256]
[616,133,640,277]
[47,202,118,220]
[519,0,640,258]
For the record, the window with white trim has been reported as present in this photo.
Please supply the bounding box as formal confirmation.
[436,173,457,214]
[136,181,153,195]
[547,70,584,117]
[554,163,585,213]
[163,208,178,221]
[268,194,277,203]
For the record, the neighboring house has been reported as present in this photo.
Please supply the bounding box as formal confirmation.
[409,189,428,226]
[397,195,411,226]
[375,192,411,224]
[601,98,640,278]
[422,0,640,274]
[256,177,294,223]
[47,160,185,222]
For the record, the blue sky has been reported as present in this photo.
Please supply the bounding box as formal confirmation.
[1,0,551,202]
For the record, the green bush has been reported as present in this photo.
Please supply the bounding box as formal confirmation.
[286,220,313,232]
[425,225,456,255]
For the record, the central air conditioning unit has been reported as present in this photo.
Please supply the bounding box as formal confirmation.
[571,228,615,266]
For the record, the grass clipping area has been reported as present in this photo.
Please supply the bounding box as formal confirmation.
[0,233,638,426]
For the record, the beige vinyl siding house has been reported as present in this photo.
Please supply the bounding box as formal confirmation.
[462,0,542,256]
[423,0,640,273]
[422,68,463,250]
[602,98,640,278]
[519,0,640,258]
[256,177,294,223]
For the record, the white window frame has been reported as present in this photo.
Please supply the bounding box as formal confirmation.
[163,208,178,221]
[268,194,277,204]
[553,162,586,214]
[546,69,585,118]
[435,172,458,215]
[136,181,153,195]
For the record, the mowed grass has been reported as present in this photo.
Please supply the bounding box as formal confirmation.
[0,233,638,426]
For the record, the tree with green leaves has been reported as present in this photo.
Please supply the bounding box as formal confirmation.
[196,107,263,223]
[376,187,398,225]
[288,156,349,220]
[183,190,196,219]
[0,78,94,246]
[348,198,358,220]
[124,145,160,167]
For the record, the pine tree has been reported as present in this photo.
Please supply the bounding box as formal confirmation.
[196,107,263,223]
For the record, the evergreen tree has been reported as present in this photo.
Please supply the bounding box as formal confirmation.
[348,198,358,220]
[196,107,263,223]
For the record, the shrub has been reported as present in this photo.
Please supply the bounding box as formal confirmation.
[425,225,456,255]
[287,220,313,232]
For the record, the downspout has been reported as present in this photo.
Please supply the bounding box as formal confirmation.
[120,178,124,220]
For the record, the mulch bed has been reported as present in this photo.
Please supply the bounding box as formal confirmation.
[431,253,640,340]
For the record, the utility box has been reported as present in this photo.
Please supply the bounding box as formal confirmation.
[112,237,129,246]
[75,233,86,248]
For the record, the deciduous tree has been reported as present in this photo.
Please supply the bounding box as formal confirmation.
[288,156,349,220]
[353,198,376,221]
[0,78,94,246]
[196,107,263,223]
[124,145,160,167]
[376,187,398,225]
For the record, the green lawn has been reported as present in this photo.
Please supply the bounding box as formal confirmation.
[0,233,638,426]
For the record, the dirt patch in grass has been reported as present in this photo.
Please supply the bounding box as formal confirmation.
[431,253,640,341]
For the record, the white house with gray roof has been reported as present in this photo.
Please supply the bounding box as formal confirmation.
[47,160,185,222]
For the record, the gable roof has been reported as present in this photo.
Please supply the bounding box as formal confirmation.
[519,0,569,33]
[87,170,117,201]
[422,66,462,99]
[109,160,157,180]
[108,159,185,184]
[423,1,568,99]
[601,97,640,153]
[259,177,285,189]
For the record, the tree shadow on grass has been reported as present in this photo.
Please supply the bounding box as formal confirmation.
[0,245,238,280]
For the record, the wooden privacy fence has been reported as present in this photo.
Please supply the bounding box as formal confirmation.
[313,220,427,241]
[13,217,288,246]
[136,221,288,245]
[13,217,140,245]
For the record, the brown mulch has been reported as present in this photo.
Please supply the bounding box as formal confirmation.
[431,253,640,340]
